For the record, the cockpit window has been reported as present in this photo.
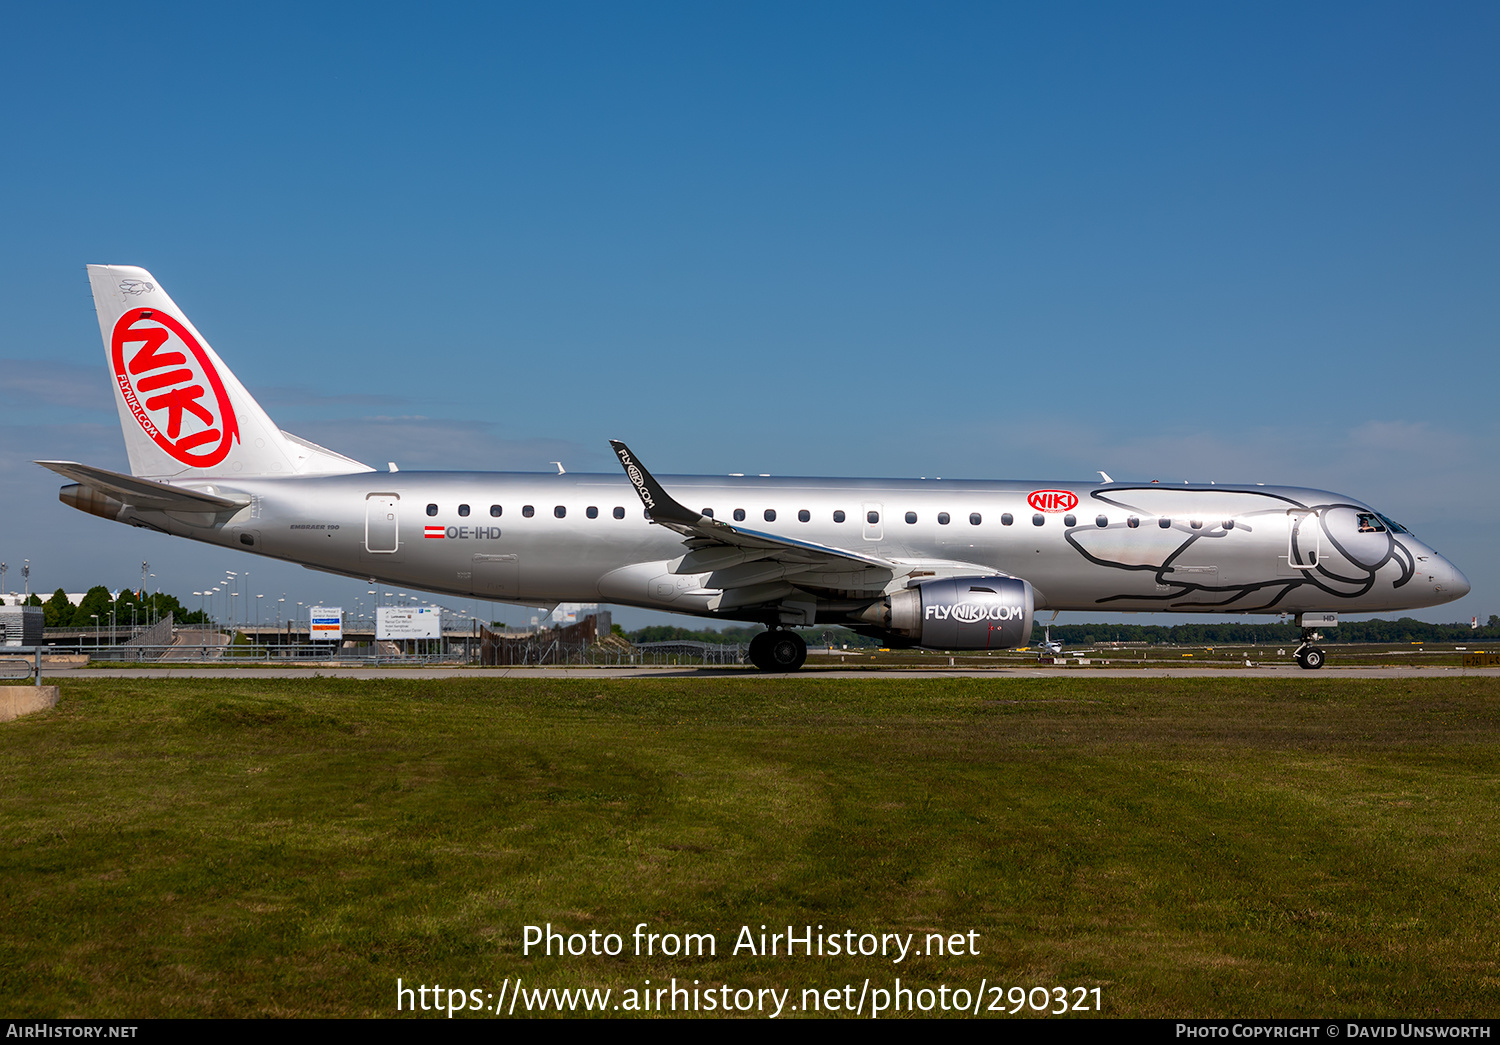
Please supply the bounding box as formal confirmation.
[1356,513,1387,534]
[1376,513,1410,534]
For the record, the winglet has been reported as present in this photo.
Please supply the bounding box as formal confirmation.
[609,440,702,527]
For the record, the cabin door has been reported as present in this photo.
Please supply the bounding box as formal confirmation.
[365,494,400,554]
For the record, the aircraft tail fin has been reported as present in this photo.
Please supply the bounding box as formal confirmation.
[86,264,372,479]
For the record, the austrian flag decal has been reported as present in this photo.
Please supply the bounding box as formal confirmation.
[424,525,445,539]
[110,308,239,468]
[1027,489,1079,513]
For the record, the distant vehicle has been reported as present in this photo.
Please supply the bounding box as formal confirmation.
[40,266,1470,671]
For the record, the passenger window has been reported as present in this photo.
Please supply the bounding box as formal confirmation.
[1033,514,1044,526]
[867,510,880,524]
[734,509,746,522]
[1063,514,1076,527]
[1223,519,1234,530]
[798,509,810,522]
[1190,519,1202,529]
[1127,516,1139,528]
[938,512,950,525]
[587,506,599,519]
[555,506,566,518]
[522,505,535,518]
[1096,515,1108,527]
[702,508,714,518]
[426,503,438,517]
[833,510,846,523]
[1001,513,1013,526]
[458,504,470,517]
[764,509,776,522]
[613,506,625,519]
[490,505,502,518]
[1158,517,1171,528]
[969,513,982,525]
[905,511,917,524]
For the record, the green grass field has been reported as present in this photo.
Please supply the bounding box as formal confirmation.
[2,675,1497,1018]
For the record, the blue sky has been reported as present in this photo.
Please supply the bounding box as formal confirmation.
[2,2,1496,629]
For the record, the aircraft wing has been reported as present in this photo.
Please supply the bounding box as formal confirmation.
[35,460,249,512]
[610,441,995,612]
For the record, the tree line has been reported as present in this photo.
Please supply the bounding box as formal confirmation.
[1031,616,1500,646]
[18,587,212,629]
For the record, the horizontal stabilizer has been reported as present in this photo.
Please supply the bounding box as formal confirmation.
[36,460,248,512]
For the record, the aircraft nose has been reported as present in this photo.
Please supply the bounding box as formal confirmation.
[1444,559,1471,600]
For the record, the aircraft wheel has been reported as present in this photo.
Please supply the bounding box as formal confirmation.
[763,630,807,672]
[1300,647,1325,670]
[747,631,773,670]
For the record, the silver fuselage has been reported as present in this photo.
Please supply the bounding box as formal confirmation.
[115,471,1468,620]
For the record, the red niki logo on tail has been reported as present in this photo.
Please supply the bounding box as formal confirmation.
[110,308,239,468]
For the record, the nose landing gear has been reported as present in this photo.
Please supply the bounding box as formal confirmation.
[1291,612,1336,670]
[747,629,807,672]
[1295,642,1325,670]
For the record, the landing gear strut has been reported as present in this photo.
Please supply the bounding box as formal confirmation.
[1294,629,1325,670]
[747,629,807,672]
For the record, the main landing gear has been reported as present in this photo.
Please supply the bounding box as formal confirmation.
[747,629,807,672]
[1294,629,1326,670]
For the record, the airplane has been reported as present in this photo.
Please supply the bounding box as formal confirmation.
[38,265,1471,672]
[1033,625,1093,660]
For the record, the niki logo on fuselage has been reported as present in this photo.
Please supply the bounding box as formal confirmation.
[1028,490,1078,513]
[110,308,239,468]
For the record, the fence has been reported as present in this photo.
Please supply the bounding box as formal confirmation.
[23,612,748,668]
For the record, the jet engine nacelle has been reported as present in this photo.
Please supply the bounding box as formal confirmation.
[878,576,1035,650]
